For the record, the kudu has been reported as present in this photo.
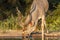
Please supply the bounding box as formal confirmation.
[17,0,49,35]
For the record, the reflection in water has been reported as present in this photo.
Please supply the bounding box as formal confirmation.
[0,37,60,40]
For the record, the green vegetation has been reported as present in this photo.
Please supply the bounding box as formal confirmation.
[46,0,60,31]
[0,15,22,31]
[0,0,60,32]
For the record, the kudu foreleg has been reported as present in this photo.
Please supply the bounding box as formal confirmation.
[41,15,45,40]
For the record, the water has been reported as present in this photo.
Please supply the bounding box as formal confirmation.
[0,37,60,40]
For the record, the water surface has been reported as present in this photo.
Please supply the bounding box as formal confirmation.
[0,37,60,40]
